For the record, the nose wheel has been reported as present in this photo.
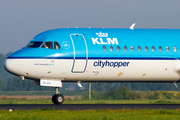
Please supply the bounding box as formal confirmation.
[52,94,64,104]
[52,87,64,104]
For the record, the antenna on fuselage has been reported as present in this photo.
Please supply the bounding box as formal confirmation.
[130,23,136,30]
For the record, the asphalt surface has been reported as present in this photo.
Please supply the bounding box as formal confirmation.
[1,104,180,110]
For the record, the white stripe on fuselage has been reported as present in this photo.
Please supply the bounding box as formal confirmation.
[5,59,180,82]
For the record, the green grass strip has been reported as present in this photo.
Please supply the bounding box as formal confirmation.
[0,109,180,120]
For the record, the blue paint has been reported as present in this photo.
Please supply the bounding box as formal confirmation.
[93,60,130,68]
[7,28,180,60]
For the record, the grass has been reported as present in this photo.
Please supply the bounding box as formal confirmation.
[1,95,180,119]
[1,90,180,104]
[1,90,180,119]
[0,90,85,96]
[1,109,180,120]
[1,98,180,104]
[63,99,180,104]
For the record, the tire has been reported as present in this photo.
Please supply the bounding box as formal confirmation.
[52,94,64,104]
[52,94,57,104]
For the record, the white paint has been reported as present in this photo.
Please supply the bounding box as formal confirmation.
[77,81,82,87]
[107,38,118,44]
[130,23,136,30]
[92,38,100,44]
[40,79,62,87]
[96,31,108,37]
[72,60,87,72]
[99,38,107,44]
[61,41,70,49]
[92,38,119,45]
[92,31,119,45]
[4,59,180,82]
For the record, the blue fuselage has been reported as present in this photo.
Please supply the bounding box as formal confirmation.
[8,28,180,59]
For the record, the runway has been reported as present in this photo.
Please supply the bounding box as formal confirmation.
[1,104,180,110]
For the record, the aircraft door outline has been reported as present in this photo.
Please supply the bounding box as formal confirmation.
[70,34,88,73]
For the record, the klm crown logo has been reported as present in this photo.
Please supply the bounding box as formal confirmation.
[96,31,108,37]
[92,31,118,45]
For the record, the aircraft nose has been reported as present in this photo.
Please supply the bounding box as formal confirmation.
[3,58,25,76]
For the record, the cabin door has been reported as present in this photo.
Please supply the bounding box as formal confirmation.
[70,34,88,73]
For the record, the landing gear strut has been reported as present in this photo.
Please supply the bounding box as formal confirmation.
[52,87,64,104]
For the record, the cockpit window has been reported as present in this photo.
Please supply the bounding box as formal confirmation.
[41,42,53,49]
[26,41,43,48]
[54,41,60,50]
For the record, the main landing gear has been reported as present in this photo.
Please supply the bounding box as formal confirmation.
[52,87,64,104]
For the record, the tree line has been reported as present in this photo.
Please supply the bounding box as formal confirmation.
[82,87,180,100]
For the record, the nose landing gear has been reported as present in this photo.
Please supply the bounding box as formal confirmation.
[52,87,64,104]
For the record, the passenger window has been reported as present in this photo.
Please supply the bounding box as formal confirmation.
[124,46,127,51]
[103,46,106,51]
[166,46,170,52]
[152,46,155,52]
[110,46,113,51]
[145,46,148,52]
[138,46,141,51]
[131,46,134,51]
[159,46,162,52]
[54,41,60,50]
[173,46,177,52]
[42,42,53,49]
[117,46,120,51]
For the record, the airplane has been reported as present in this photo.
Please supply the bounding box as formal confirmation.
[3,24,180,104]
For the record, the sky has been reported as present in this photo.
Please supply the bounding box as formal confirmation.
[0,0,180,54]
